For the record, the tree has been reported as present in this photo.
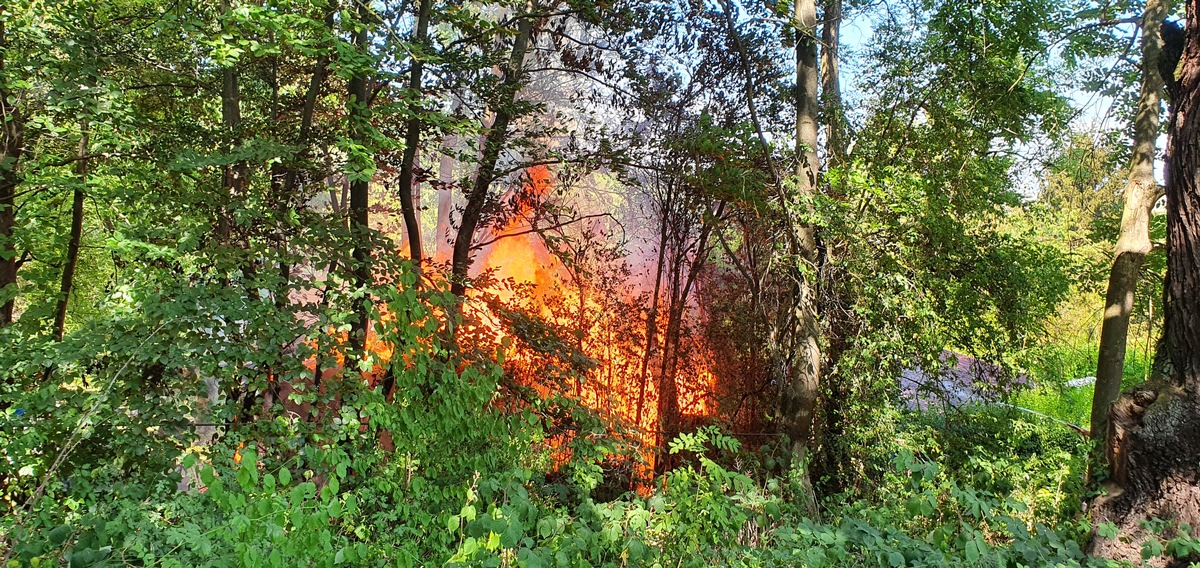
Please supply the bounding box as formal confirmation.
[346,0,378,347]
[1091,0,1171,461]
[778,0,824,503]
[1091,0,1200,562]
[396,0,433,266]
[0,5,25,327]
[820,0,845,165]
[450,4,536,297]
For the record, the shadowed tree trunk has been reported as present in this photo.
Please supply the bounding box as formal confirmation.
[1090,2,1200,563]
[52,123,89,341]
[397,0,433,267]
[346,0,375,349]
[654,200,724,476]
[1091,0,1171,460]
[218,0,246,247]
[450,7,534,296]
[0,10,25,327]
[635,189,670,429]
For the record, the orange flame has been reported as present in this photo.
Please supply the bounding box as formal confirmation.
[469,165,720,479]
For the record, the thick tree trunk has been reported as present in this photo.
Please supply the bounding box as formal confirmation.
[450,9,534,296]
[397,0,433,267]
[1090,2,1200,563]
[347,0,373,348]
[52,124,89,341]
[1091,0,1171,455]
[0,12,24,327]
[782,0,823,487]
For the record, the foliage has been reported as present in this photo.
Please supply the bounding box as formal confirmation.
[0,0,1181,566]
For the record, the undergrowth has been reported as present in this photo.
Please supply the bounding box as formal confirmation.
[0,288,1188,567]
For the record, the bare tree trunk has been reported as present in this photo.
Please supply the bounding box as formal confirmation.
[0,11,24,327]
[654,201,724,475]
[1090,3,1200,562]
[1092,0,1171,462]
[347,0,374,348]
[820,0,845,165]
[784,0,823,475]
[397,0,433,267]
[450,8,534,296]
[52,123,89,341]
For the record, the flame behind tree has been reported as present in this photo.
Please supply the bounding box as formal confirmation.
[459,164,724,480]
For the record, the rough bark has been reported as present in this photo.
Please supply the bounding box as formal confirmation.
[782,0,823,481]
[1092,0,1171,457]
[0,11,24,327]
[1090,2,1200,563]
[450,8,534,296]
[397,0,433,267]
[52,123,89,341]
[820,0,845,165]
[347,0,374,347]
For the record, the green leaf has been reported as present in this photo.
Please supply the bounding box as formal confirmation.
[48,525,72,546]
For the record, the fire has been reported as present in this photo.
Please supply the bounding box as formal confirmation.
[467,165,721,479]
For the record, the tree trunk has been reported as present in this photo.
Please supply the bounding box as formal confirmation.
[450,8,534,296]
[1091,0,1171,458]
[347,0,373,348]
[218,0,245,247]
[1090,2,1200,563]
[782,0,823,494]
[434,149,456,263]
[654,201,724,472]
[52,123,89,341]
[635,198,670,429]
[820,0,845,165]
[397,0,433,267]
[0,10,24,327]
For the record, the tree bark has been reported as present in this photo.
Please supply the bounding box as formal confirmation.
[347,0,374,348]
[397,0,433,267]
[1090,1,1200,562]
[820,0,845,165]
[0,10,24,327]
[218,0,245,247]
[52,123,89,341]
[450,8,534,296]
[1091,0,1171,457]
[781,0,823,493]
